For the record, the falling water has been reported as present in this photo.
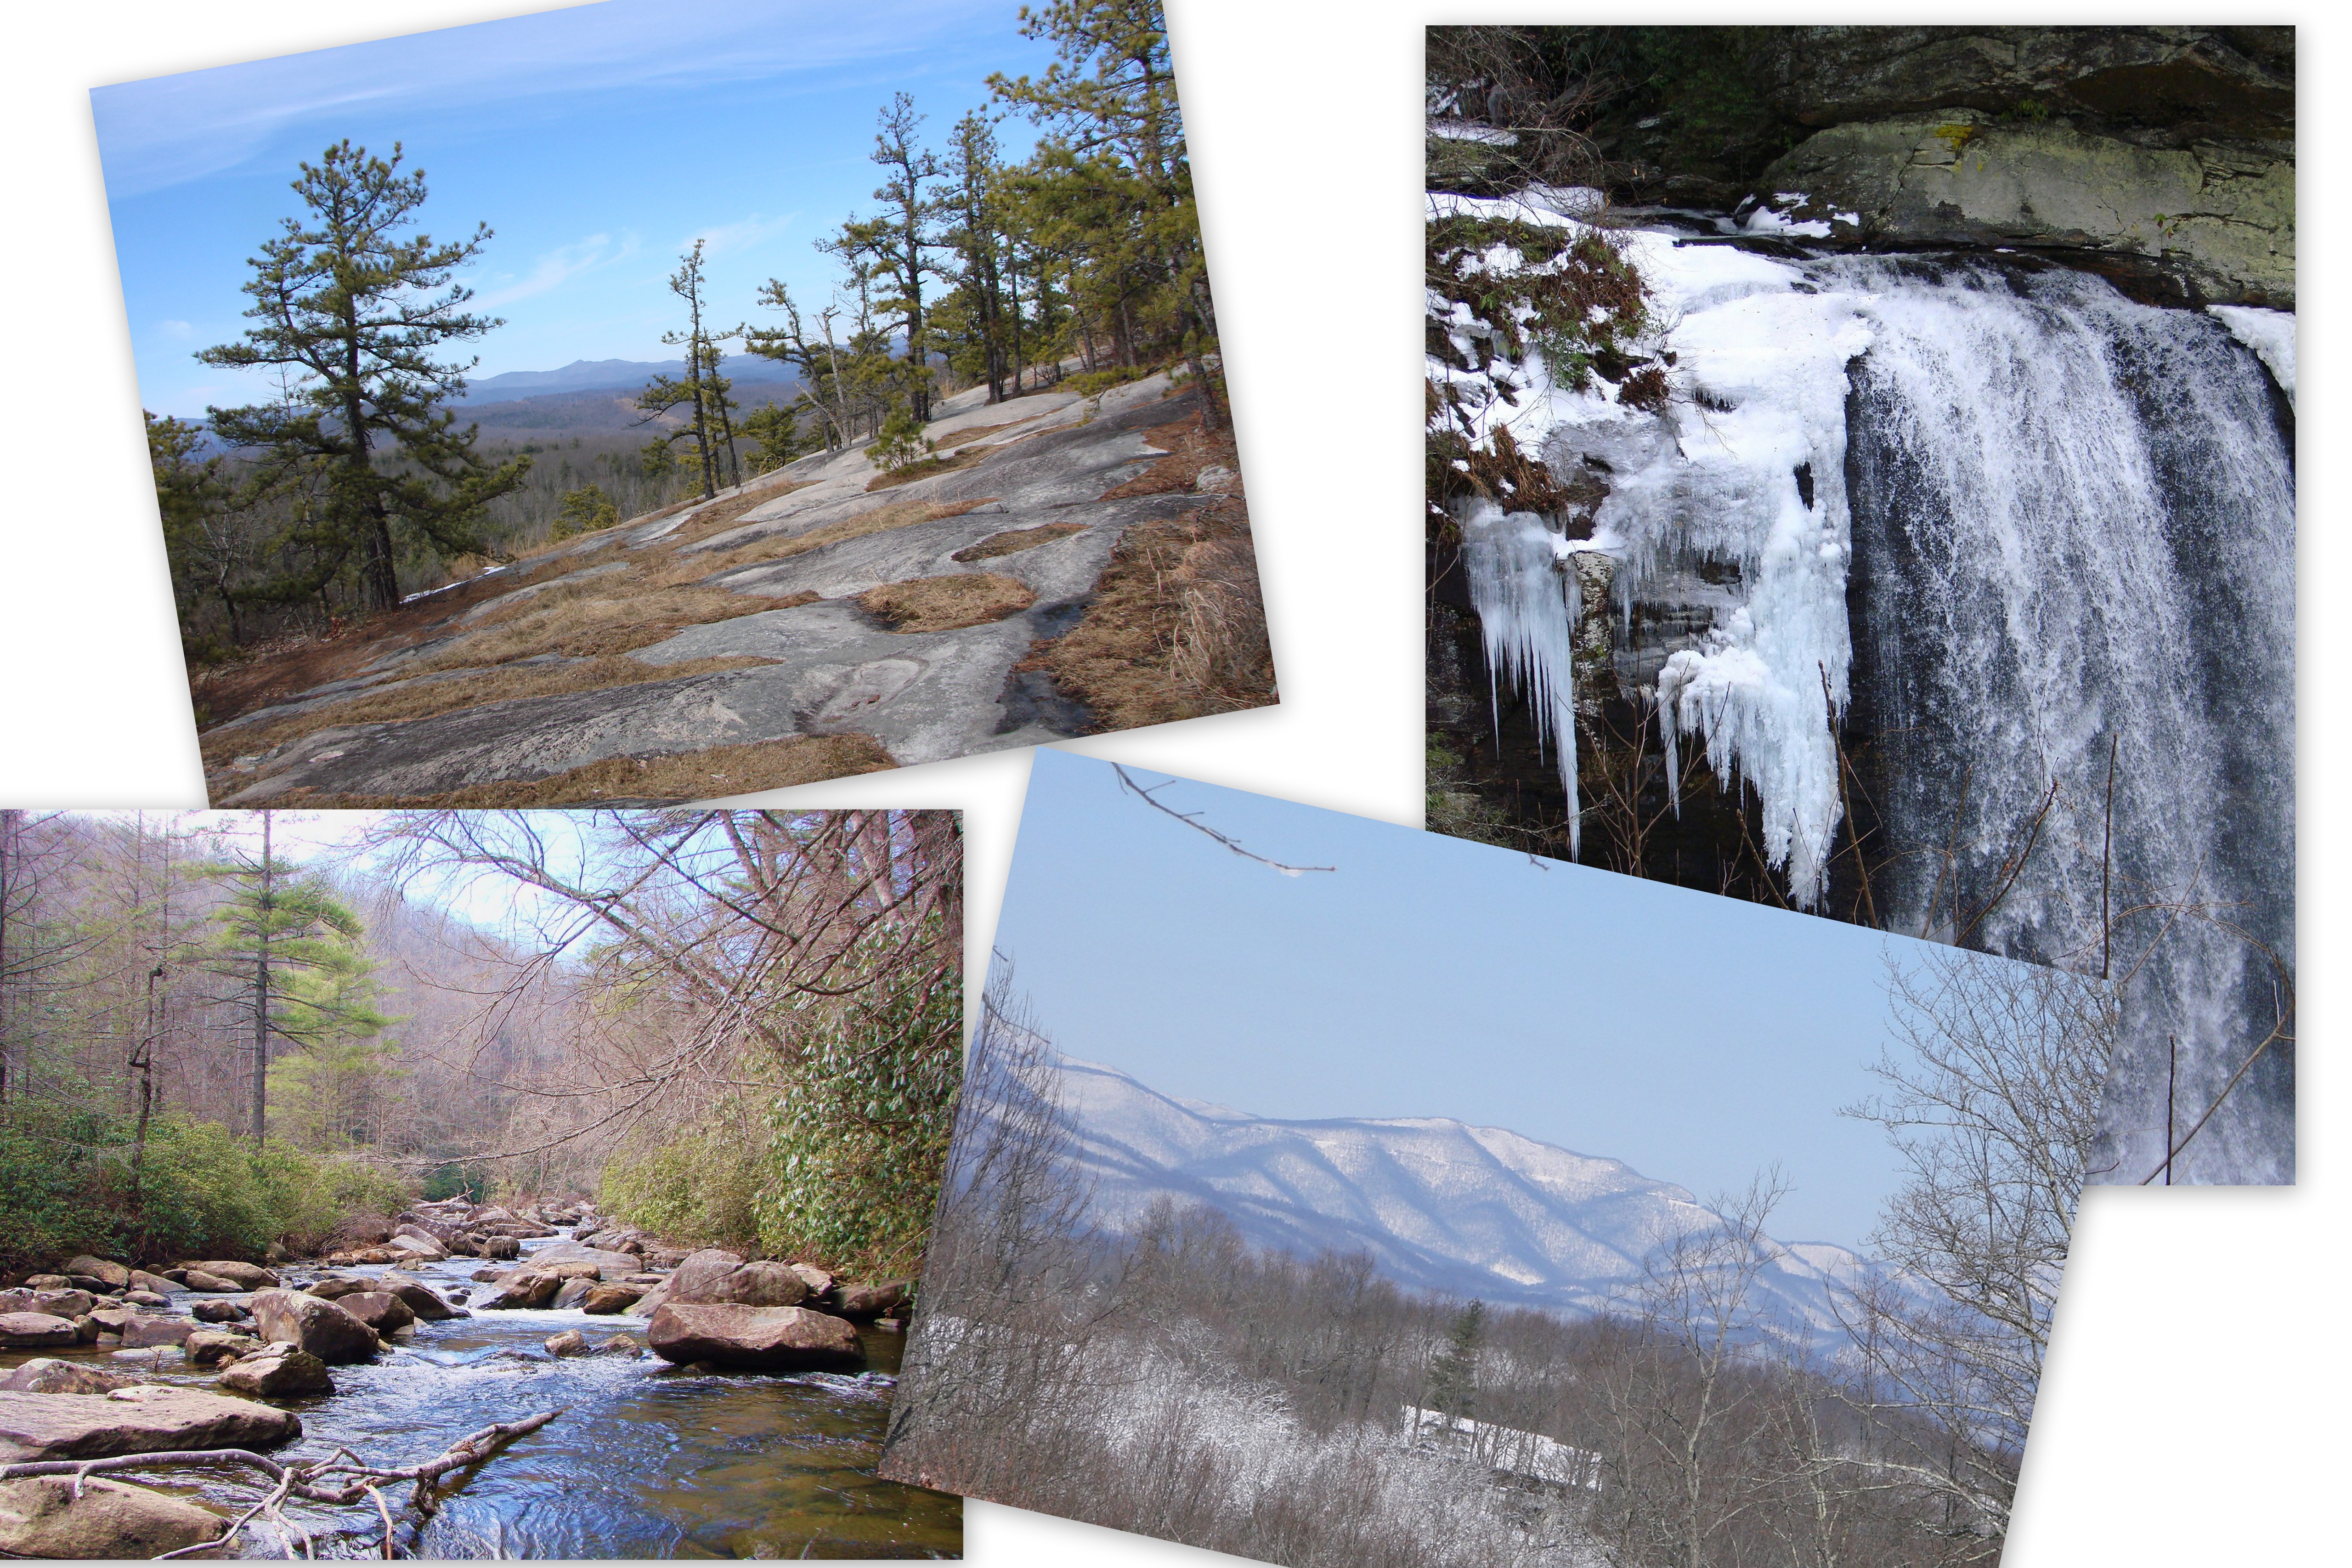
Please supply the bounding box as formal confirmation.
[1839,258,2295,1185]
[1465,204,2297,1183]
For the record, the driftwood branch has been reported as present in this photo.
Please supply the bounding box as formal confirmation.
[0,1411,561,1559]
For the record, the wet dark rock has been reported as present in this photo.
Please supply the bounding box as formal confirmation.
[190,1299,250,1323]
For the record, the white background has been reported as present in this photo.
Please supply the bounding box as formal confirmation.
[2,2,2341,1562]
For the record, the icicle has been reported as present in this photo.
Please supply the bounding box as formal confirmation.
[1460,502,1582,858]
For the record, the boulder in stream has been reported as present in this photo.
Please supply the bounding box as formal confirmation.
[306,1276,372,1301]
[190,1299,250,1324]
[122,1290,170,1309]
[30,1289,95,1319]
[184,1330,263,1367]
[645,1302,865,1373]
[828,1281,912,1320]
[61,1256,132,1290]
[376,1273,463,1321]
[126,1269,181,1297]
[544,1329,587,1357]
[336,1291,416,1335]
[0,1387,302,1462]
[118,1314,195,1349]
[552,1278,593,1310]
[180,1270,242,1292]
[217,1345,334,1398]
[187,1261,278,1290]
[476,1270,563,1310]
[526,1244,645,1280]
[249,1290,379,1364]
[788,1263,834,1297]
[0,1313,79,1349]
[581,1282,646,1315]
[667,1249,747,1301]
[0,1474,226,1558]
[0,1359,142,1395]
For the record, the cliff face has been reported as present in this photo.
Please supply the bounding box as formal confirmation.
[1599,26,2296,306]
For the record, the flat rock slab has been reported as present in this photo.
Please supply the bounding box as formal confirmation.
[0,1387,301,1462]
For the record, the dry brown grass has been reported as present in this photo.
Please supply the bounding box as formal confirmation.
[1034,417,1274,731]
[953,523,1088,562]
[857,573,1037,633]
[419,587,815,668]
[276,732,898,807]
[200,653,783,774]
[1098,415,1232,500]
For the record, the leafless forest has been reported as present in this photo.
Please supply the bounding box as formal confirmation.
[0,807,960,1278]
[882,953,2112,1568]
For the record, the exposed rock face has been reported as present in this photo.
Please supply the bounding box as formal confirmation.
[580,1282,647,1315]
[0,1475,226,1558]
[62,1256,132,1289]
[0,1313,79,1349]
[335,1291,416,1335]
[217,1346,334,1398]
[1760,111,2292,306]
[829,1281,912,1320]
[644,1303,865,1373]
[0,1387,301,1462]
[1748,26,2292,135]
[0,1360,142,1395]
[249,1290,379,1364]
[187,1262,278,1290]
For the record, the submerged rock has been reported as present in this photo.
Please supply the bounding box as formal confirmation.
[645,1303,865,1373]
[0,1474,226,1558]
[0,1387,301,1462]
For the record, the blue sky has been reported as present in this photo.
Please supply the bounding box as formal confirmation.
[994,749,1996,1254]
[91,0,1061,418]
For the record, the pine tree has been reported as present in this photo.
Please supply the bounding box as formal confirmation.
[198,141,530,612]
[862,93,950,422]
[636,241,744,499]
[1425,1297,1486,1428]
[195,813,389,1142]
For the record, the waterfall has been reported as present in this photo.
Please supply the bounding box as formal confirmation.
[1442,190,2297,1185]
[1839,259,2295,1186]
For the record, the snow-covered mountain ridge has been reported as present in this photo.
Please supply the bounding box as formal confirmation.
[1060,1056,1870,1335]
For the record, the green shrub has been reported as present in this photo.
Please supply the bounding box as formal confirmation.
[865,404,937,474]
[0,1095,412,1272]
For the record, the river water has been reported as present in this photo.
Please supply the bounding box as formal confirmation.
[3,1241,961,1558]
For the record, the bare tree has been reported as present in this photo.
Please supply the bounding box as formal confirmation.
[1833,949,2117,1540]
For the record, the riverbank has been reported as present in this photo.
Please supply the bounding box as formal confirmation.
[1,1199,956,1557]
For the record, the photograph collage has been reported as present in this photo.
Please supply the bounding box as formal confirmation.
[0,5,2326,1566]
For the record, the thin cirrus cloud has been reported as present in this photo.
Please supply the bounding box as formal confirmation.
[471,232,638,310]
[91,0,1004,200]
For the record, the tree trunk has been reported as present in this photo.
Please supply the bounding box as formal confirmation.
[251,812,274,1143]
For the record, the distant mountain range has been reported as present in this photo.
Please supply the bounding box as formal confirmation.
[1059,1056,1872,1340]
[452,356,799,404]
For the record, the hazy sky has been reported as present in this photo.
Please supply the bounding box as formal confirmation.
[91,0,1061,417]
[992,749,1996,1253]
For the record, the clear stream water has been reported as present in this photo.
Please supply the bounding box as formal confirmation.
[3,1240,961,1559]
